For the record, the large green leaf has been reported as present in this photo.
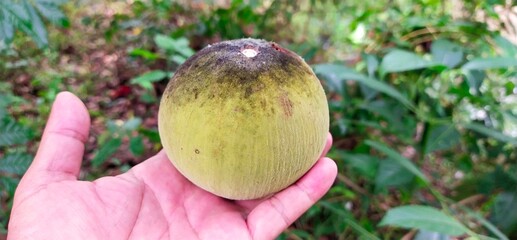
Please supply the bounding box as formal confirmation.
[365,140,428,183]
[495,36,517,58]
[360,99,416,140]
[379,205,468,236]
[375,158,414,190]
[0,152,32,175]
[424,123,460,153]
[313,64,414,109]
[461,57,517,71]
[380,49,440,73]
[464,123,517,144]
[431,39,464,68]
[489,192,517,235]
[339,151,380,180]
[414,230,451,240]
[0,118,30,146]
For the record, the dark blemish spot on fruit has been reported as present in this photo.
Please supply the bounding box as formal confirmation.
[271,42,291,54]
[279,93,293,117]
[195,149,200,154]
[236,74,256,84]
[271,43,281,52]
[245,87,252,98]
[260,99,267,110]
[193,88,199,99]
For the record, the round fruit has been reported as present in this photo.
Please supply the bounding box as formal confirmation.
[158,38,329,200]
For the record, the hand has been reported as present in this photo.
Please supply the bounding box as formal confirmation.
[8,92,337,240]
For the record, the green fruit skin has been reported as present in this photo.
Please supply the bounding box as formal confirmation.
[158,38,329,200]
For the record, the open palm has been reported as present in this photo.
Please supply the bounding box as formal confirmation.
[8,92,337,240]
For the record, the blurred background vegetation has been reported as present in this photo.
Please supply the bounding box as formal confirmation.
[1,0,517,239]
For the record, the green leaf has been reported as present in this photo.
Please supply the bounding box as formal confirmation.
[130,70,167,90]
[461,57,517,70]
[380,49,440,74]
[364,53,379,78]
[495,35,517,58]
[34,0,68,27]
[489,192,517,235]
[456,202,509,240]
[23,0,48,47]
[154,35,194,57]
[1,176,20,197]
[424,123,460,153]
[0,13,15,42]
[0,3,28,44]
[140,128,161,143]
[0,153,32,175]
[375,158,414,190]
[0,118,30,146]
[361,99,415,140]
[123,117,142,131]
[175,45,195,58]
[365,140,429,183]
[91,138,122,167]
[2,3,30,22]
[464,123,517,144]
[379,205,468,236]
[170,55,187,65]
[129,136,144,156]
[339,151,379,180]
[414,230,453,240]
[464,69,485,94]
[313,64,414,109]
[129,48,159,60]
[431,39,464,68]
[320,201,380,240]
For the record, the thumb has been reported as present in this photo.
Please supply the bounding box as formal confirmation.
[22,91,90,186]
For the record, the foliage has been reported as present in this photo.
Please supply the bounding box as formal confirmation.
[1,0,517,239]
[0,0,69,48]
[129,34,193,93]
[0,89,34,234]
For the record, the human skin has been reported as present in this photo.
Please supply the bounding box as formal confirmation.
[7,92,337,240]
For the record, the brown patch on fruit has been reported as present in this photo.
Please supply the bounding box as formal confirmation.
[193,88,199,99]
[260,99,267,110]
[271,43,288,53]
[279,92,293,117]
[244,81,265,98]
[163,38,311,106]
